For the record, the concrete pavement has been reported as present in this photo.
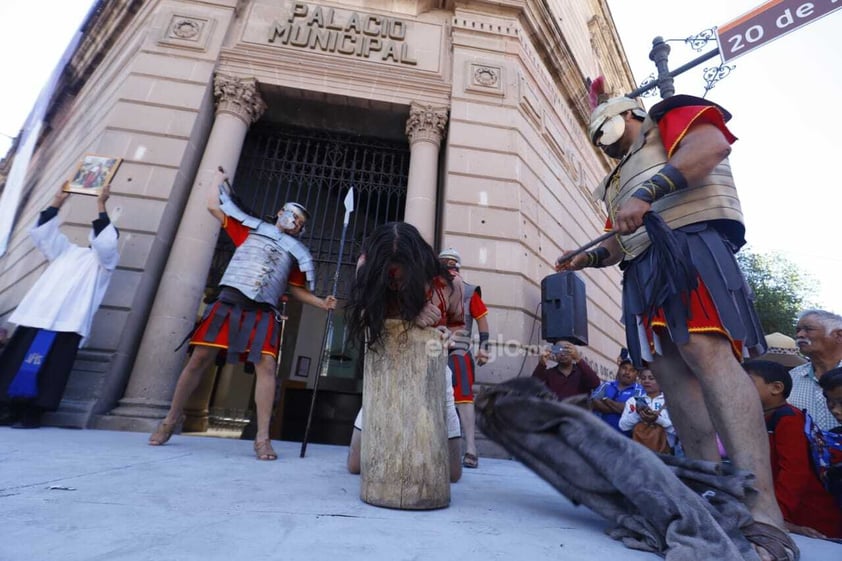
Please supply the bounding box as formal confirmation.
[0,427,839,561]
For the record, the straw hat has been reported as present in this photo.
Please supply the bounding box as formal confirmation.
[762,332,807,368]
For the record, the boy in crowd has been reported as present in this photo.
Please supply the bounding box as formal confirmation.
[744,359,842,539]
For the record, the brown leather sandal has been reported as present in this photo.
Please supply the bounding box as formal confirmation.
[254,438,278,461]
[463,453,479,468]
[742,521,800,561]
[148,417,182,446]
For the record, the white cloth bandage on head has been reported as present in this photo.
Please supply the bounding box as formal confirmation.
[597,114,626,146]
[277,210,298,230]
[277,202,309,234]
[587,96,646,145]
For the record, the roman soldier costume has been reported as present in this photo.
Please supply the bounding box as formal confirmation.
[188,188,316,366]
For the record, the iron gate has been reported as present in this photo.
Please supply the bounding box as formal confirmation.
[207,123,410,299]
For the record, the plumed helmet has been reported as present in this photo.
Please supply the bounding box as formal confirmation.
[587,96,647,146]
[282,202,310,221]
[438,247,461,267]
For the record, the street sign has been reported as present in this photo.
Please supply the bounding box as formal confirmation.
[716,0,842,62]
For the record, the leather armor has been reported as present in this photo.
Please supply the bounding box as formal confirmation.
[594,117,745,261]
[218,190,316,305]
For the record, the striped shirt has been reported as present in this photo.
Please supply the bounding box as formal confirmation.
[788,361,842,431]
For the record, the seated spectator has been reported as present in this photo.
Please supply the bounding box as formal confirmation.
[619,368,676,454]
[592,351,643,434]
[744,359,842,539]
[531,341,600,400]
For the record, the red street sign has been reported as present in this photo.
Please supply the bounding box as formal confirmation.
[716,0,842,62]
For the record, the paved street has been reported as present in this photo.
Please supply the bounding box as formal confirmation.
[0,427,839,561]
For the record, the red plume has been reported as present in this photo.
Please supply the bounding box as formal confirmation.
[588,76,606,110]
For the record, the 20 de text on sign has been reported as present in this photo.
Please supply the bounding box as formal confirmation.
[716,0,841,62]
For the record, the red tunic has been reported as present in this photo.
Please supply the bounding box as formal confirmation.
[469,290,488,323]
[766,404,842,538]
[449,289,489,403]
[604,104,743,360]
[190,216,305,361]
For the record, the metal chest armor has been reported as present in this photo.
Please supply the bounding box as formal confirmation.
[593,116,745,262]
[450,282,480,354]
[218,190,316,306]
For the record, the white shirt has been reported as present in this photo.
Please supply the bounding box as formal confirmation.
[9,214,119,345]
[618,392,677,447]
[788,361,842,431]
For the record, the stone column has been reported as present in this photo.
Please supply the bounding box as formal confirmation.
[105,75,266,427]
[404,103,448,244]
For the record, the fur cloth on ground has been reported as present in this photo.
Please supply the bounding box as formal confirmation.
[475,377,762,561]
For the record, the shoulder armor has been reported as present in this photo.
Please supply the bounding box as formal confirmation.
[219,189,261,229]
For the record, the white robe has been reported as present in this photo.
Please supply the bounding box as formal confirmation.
[9,215,120,346]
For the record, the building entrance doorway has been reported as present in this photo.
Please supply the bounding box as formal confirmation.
[194,116,410,445]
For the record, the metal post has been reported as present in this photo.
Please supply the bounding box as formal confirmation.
[627,41,721,99]
[649,36,674,99]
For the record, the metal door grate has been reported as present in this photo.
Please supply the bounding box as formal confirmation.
[207,123,410,299]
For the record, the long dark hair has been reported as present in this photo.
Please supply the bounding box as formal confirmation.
[346,222,452,349]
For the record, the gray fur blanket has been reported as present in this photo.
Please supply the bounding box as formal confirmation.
[475,377,761,561]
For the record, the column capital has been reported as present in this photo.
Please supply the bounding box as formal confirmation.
[213,73,267,125]
[406,102,449,148]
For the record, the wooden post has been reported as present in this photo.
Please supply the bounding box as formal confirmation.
[360,319,450,509]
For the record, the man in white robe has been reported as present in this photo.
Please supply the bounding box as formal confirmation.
[0,182,119,428]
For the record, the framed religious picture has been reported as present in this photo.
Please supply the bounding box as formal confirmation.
[64,153,122,196]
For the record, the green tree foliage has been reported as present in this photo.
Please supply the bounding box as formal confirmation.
[736,247,817,336]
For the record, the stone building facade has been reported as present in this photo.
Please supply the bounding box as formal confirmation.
[0,0,638,447]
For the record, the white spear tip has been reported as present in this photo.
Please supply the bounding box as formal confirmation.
[343,188,355,213]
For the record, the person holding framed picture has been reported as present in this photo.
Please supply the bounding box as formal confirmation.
[0,182,120,428]
[65,154,122,196]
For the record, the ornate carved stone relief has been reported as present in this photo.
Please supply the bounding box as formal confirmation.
[159,14,215,51]
[171,18,201,40]
[213,74,267,125]
[465,63,504,98]
[406,103,449,147]
[473,65,499,87]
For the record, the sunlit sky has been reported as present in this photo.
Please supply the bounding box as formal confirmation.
[0,1,94,151]
[2,1,841,316]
